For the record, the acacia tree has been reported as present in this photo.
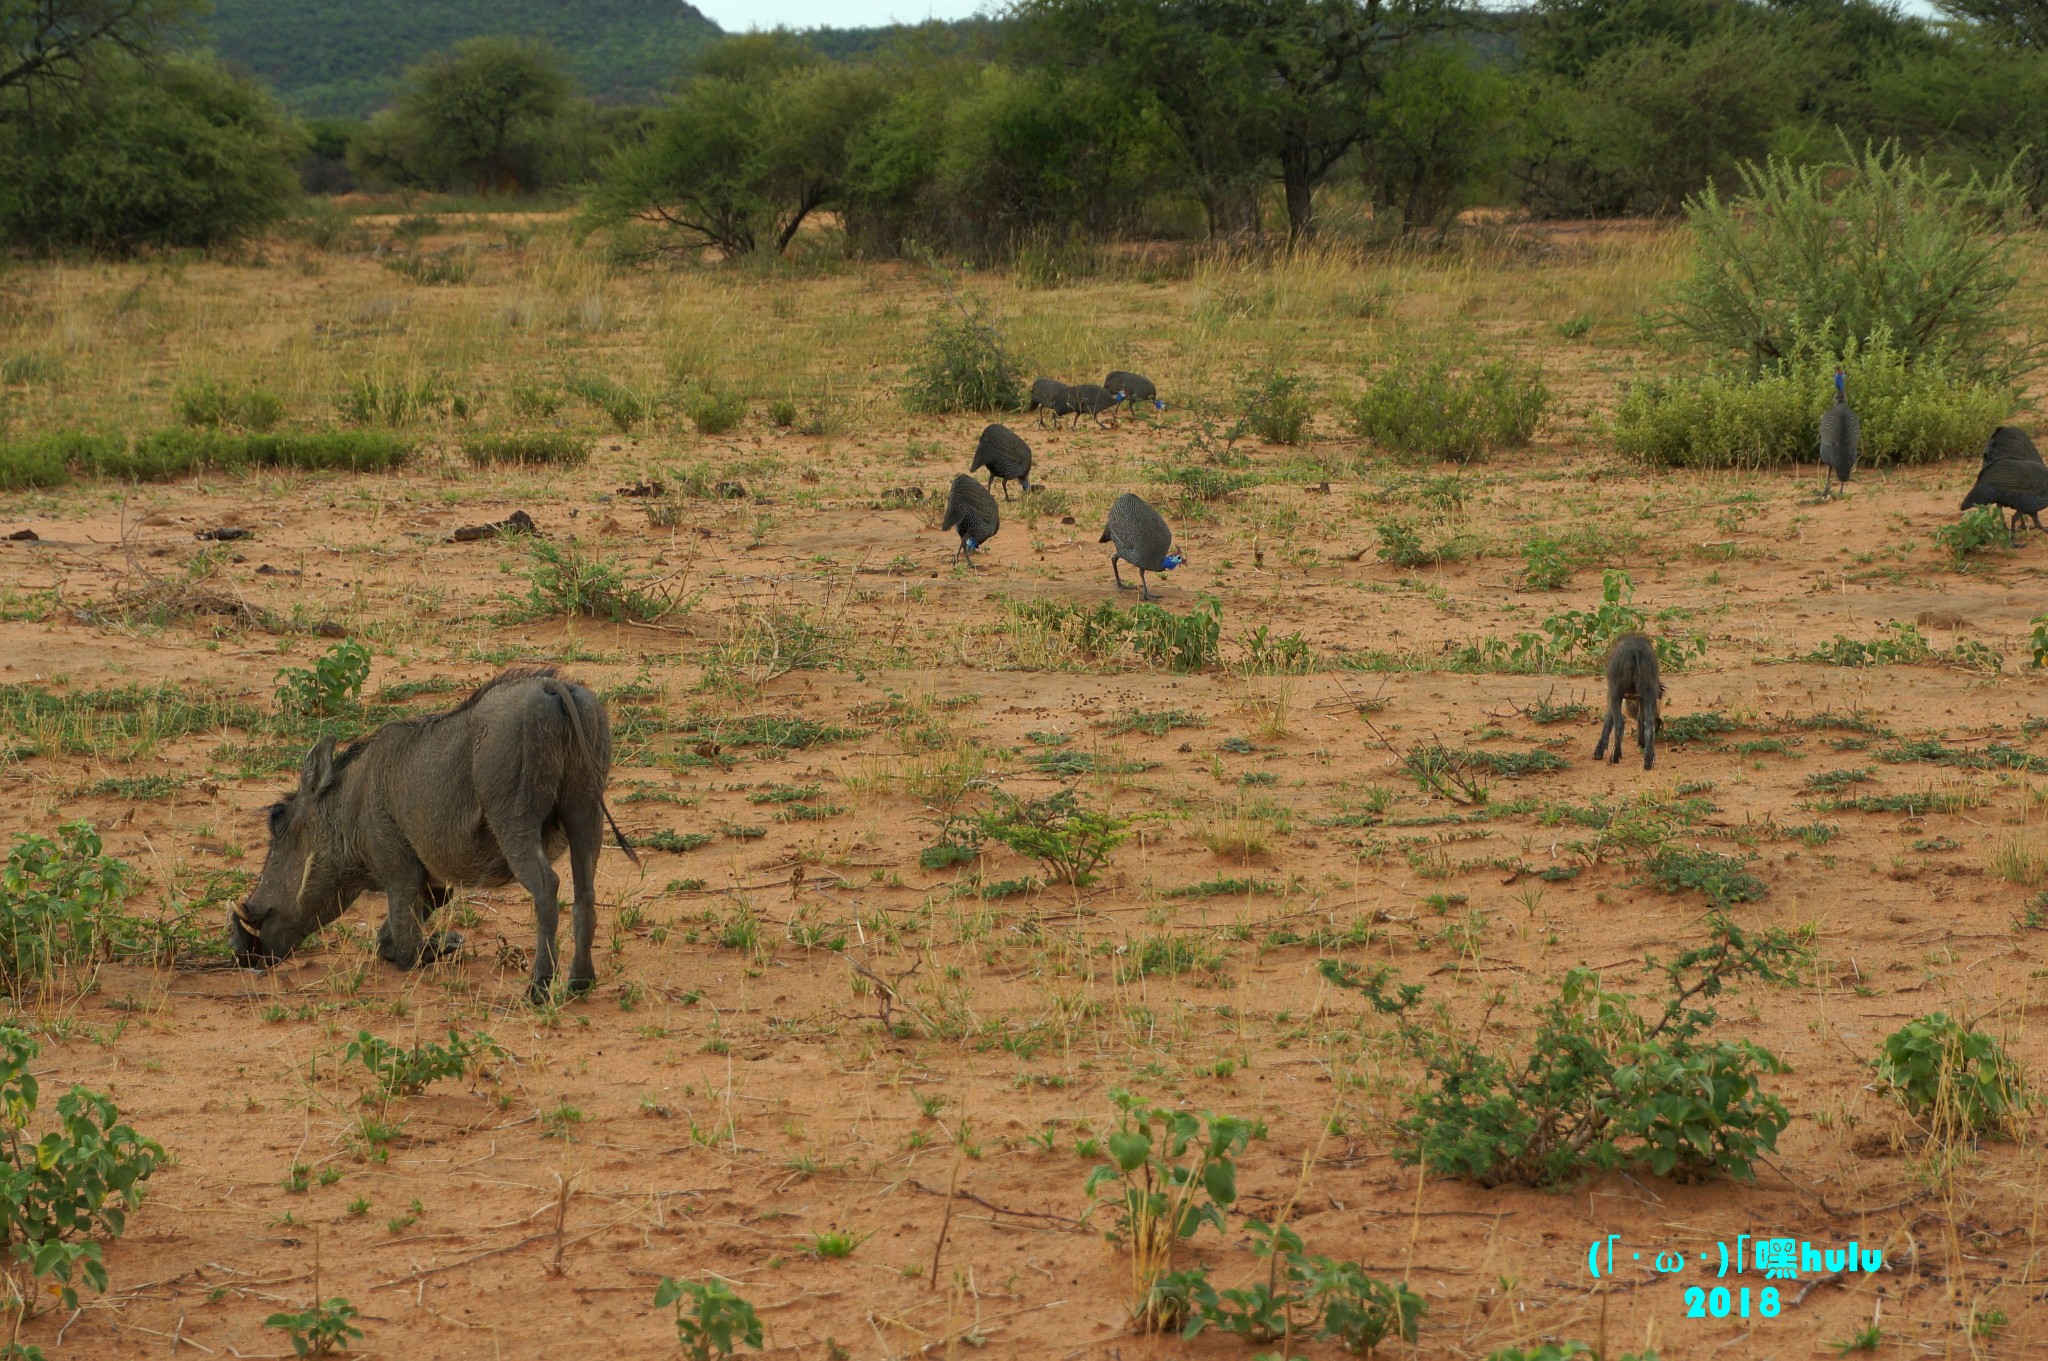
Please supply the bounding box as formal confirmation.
[592,52,888,256]
[0,0,190,102]
[352,38,573,194]
[1017,0,1469,241]
[1935,0,2048,47]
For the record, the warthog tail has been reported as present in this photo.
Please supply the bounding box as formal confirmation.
[544,679,641,867]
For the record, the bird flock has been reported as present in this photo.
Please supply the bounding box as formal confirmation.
[942,370,1182,600]
[928,367,2034,771]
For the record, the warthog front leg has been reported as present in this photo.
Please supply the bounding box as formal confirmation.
[376,869,464,967]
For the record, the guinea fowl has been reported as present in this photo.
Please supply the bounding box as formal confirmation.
[1818,369,1859,499]
[1066,384,1121,429]
[970,424,1033,500]
[1099,492,1183,601]
[941,473,1000,566]
[1104,370,1165,412]
[1961,456,2048,537]
[1028,378,1076,429]
[1980,425,2044,470]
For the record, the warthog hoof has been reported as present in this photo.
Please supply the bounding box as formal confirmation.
[525,973,597,1006]
[376,928,465,968]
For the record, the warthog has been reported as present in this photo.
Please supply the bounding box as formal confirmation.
[229,668,637,1001]
[1593,632,1664,771]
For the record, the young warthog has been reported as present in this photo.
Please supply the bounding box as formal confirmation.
[229,668,636,1001]
[1593,632,1664,770]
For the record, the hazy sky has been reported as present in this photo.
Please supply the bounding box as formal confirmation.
[699,1,991,28]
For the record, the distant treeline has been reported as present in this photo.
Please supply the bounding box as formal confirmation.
[1,0,2045,254]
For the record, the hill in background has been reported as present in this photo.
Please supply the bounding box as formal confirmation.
[203,0,723,116]
[201,0,995,117]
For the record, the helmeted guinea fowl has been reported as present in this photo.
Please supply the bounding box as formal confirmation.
[1099,492,1183,601]
[1104,371,1165,412]
[1980,425,2044,470]
[1067,383,1121,429]
[1961,454,2048,537]
[1818,369,1859,499]
[970,424,1033,500]
[1028,378,1075,429]
[941,473,1000,566]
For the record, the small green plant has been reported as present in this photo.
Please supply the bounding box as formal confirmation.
[1935,505,2012,559]
[337,370,451,426]
[1831,1322,1883,1354]
[1350,355,1548,462]
[274,641,371,717]
[0,1026,163,1313]
[2032,613,2048,669]
[1805,621,1935,667]
[1234,367,1314,445]
[1875,1013,2029,1141]
[1644,847,1767,909]
[805,1229,871,1258]
[462,433,591,467]
[902,293,1023,414]
[344,1029,501,1100]
[1325,913,1798,1188]
[176,379,285,432]
[977,789,1132,887]
[512,541,678,623]
[1188,1219,1426,1353]
[0,823,135,999]
[1083,1090,1262,1330]
[765,398,797,427]
[566,374,648,432]
[653,1276,764,1361]
[265,1297,363,1357]
[686,388,747,435]
[1512,570,1705,673]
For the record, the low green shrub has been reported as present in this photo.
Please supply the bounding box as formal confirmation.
[462,433,591,467]
[0,1024,163,1311]
[0,433,117,488]
[686,388,747,435]
[1350,356,1548,462]
[337,371,459,426]
[274,641,371,717]
[1876,1013,2029,1140]
[176,379,286,432]
[566,374,648,433]
[1614,327,2008,470]
[978,789,1132,887]
[1935,505,2013,560]
[0,823,135,999]
[1325,913,1798,1187]
[1234,367,1314,445]
[902,294,1024,414]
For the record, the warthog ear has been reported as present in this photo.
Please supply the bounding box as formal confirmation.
[299,737,338,798]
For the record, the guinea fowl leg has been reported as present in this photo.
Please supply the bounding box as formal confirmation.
[1139,569,1154,602]
[1113,559,1134,591]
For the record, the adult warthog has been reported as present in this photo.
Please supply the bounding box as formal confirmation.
[229,668,637,1001]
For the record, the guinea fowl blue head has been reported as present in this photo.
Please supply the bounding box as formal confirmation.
[1162,552,1184,571]
[1835,369,1846,397]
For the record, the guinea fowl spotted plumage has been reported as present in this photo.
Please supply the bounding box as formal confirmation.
[1067,384,1121,429]
[1962,454,2048,537]
[1818,369,1859,499]
[1104,370,1165,412]
[1098,492,1183,601]
[1980,425,2044,470]
[941,473,1000,566]
[1028,377,1075,429]
[970,424,1033,500]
